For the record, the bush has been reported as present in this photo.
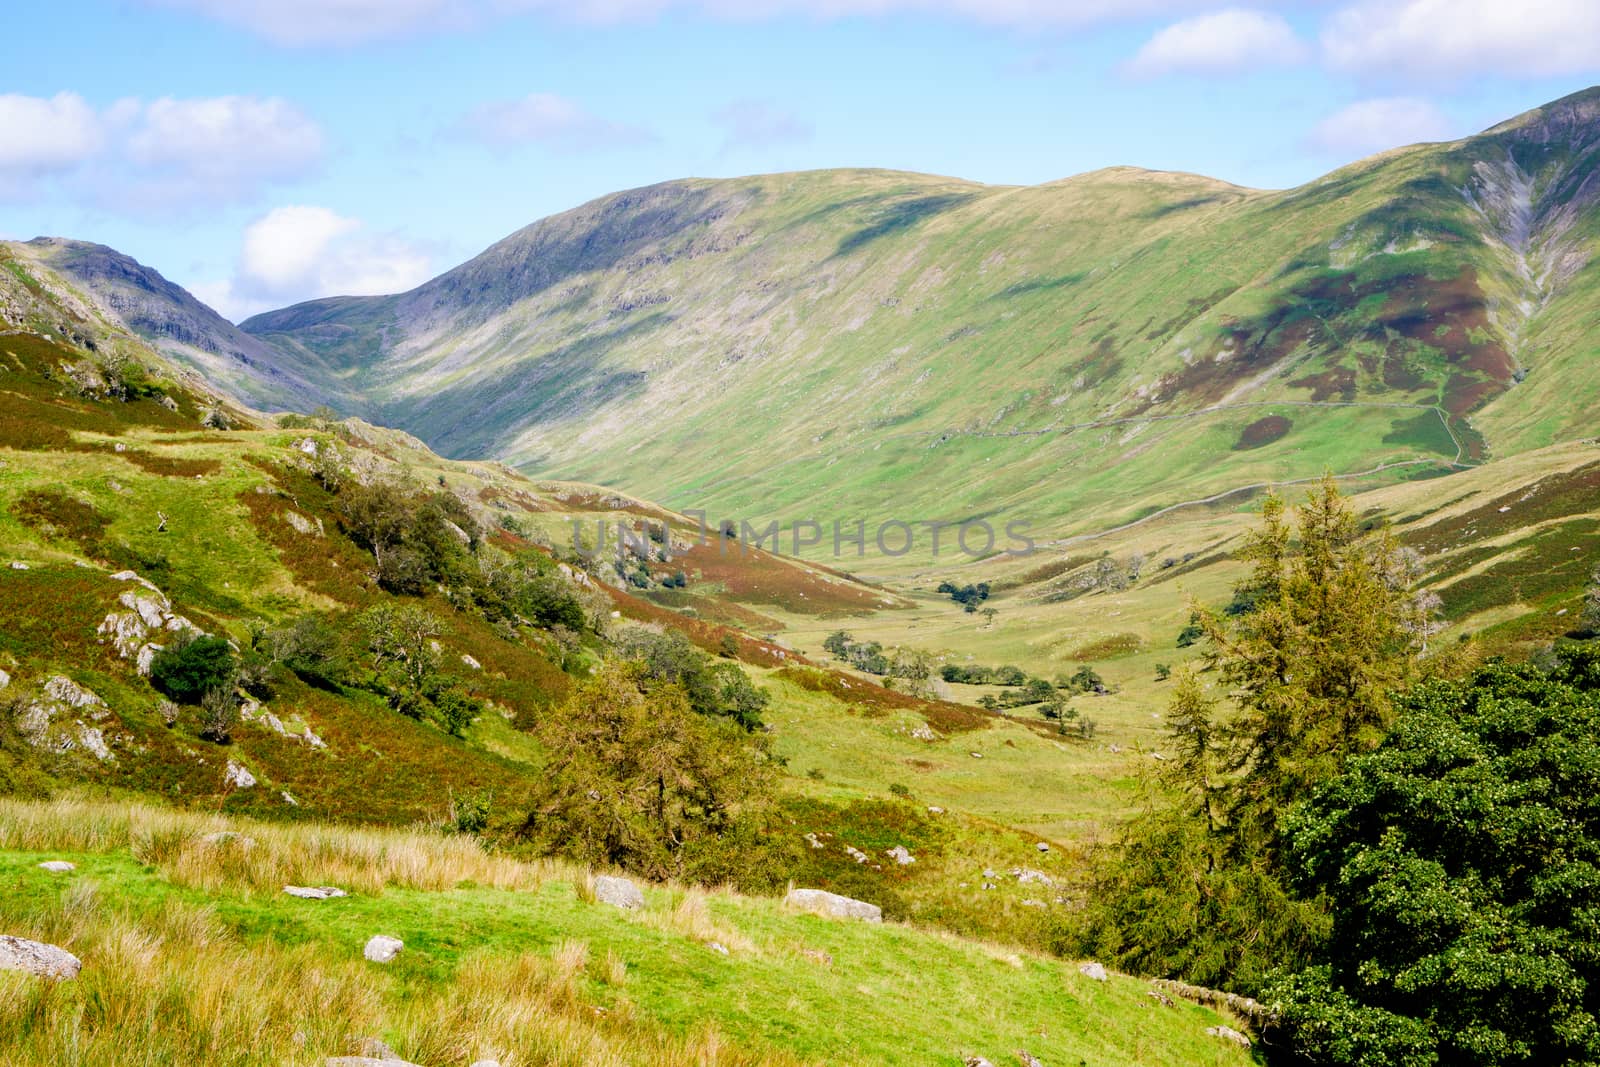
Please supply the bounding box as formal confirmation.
[523,663,777,881]
[268,614,348,687]
[150,633,236,705]
[198,685,239,744]
[449,789,493,834]
[1271,648,1600,1066]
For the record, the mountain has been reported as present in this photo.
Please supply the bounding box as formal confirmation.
[15,238,324,412]
[223,89,1600,542]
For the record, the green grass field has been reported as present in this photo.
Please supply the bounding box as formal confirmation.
[0,798,1252,1066]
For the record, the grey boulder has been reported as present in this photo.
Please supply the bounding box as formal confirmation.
[594,874,645,910]
[0,935,82,980]
[363,935,403,963]
[784,888,882,922]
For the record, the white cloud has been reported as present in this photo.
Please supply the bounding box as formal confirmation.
[713,101,814,152]
[198,205,434,321]
[146,0,465,46]
[1323,0,1600,79]
[1307,97,1452,157]
[0,93,323,211]
[458,94,655,152]
[1125,9,1308,77]
[124,97,323,187]
[148,0,1224,44]
[0,93,103,177]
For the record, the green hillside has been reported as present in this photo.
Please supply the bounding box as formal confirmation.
[205,89,1600,550]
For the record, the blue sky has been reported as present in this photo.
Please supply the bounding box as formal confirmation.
[2,0,1597,320]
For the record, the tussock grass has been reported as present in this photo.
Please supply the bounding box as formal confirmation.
[0,797,562,895]
[0,881,797,1067]
[0,797,1249,1066]
[637,887,757,955]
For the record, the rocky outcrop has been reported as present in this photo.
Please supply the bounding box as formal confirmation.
[784,888,882,922]
[12,676,117,761]
[0,935,82,980]
[97,571,199,677]
[1077,961,1108,981]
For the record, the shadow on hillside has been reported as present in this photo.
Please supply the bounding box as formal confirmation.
[833,193,978,257]
[392,312,671,460]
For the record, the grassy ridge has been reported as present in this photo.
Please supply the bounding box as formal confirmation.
[204,91,1600,558]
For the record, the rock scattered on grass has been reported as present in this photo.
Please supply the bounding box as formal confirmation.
[1206,1025,1251,1048]
[225,761,257,789]
[363,935,404,963]
[0,935,82,980]
[784,888,882,922]
[37,861,75,873]
[1016,1051,1045,1067]
[963,1057,996,1067]
[1078,961,1108,981]
[886,845,915,865]
[285,886,348,900]
[594,875,645,910]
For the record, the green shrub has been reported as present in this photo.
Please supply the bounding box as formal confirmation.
[1271,648,1600,1066]
[150,633,236,705]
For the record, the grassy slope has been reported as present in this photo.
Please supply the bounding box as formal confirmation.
[0,255,1146,958]
[0,798,1250,1067]
[227,91,1600,553]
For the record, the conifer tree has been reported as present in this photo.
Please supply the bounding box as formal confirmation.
[1199,473,1435,848]
[1163,666,1221,838]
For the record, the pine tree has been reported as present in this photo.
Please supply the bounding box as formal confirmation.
[1163,667,1221,837]
[1199,474,1435,849]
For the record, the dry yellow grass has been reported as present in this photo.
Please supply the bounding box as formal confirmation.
[0,879,805,1067]
[0,796,564,896]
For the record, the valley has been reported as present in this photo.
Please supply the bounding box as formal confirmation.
[4,81,1600,1067]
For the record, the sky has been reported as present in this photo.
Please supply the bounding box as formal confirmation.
[2,1,1598,322]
